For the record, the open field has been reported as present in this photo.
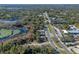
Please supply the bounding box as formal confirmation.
[0,29,12,38]
[0,29,20,39]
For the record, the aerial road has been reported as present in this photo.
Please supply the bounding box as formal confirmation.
[43,13,65,53]
[43,12,73,54]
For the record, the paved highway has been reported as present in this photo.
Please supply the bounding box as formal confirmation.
[45,25,61,53]
[43,12,73,54]
[43,13,62,53]
[51,25,73,53]
[43,13,65,53]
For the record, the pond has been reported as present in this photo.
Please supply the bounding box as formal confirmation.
[0,17,18,24]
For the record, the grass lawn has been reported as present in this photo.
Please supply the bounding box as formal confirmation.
[0,29,21,39]
[75,23,79,28]
[0,29,12,38]
[13,30,20,35]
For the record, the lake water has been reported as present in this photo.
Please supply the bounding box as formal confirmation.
[0,17,18,24]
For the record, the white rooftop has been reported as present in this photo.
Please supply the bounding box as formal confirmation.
[62,30,68,33]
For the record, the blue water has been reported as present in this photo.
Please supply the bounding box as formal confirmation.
[0,17,19,24]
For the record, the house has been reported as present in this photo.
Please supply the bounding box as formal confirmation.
[63,25,79,34]
[38,30,45,36]
[37,30,47,42]
[50,17,68,24]
[68,25,77,30]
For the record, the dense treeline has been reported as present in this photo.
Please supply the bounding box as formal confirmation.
[0,41,59,54]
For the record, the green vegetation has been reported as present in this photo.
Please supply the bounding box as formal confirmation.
[0,29,12,38]
[0,41,59,54]
[13,30,20,35]
[0,7,79,54]
[0,29,20,39]
[23,45,58,54]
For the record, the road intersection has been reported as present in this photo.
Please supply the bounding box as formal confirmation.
[43,12,73,54]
